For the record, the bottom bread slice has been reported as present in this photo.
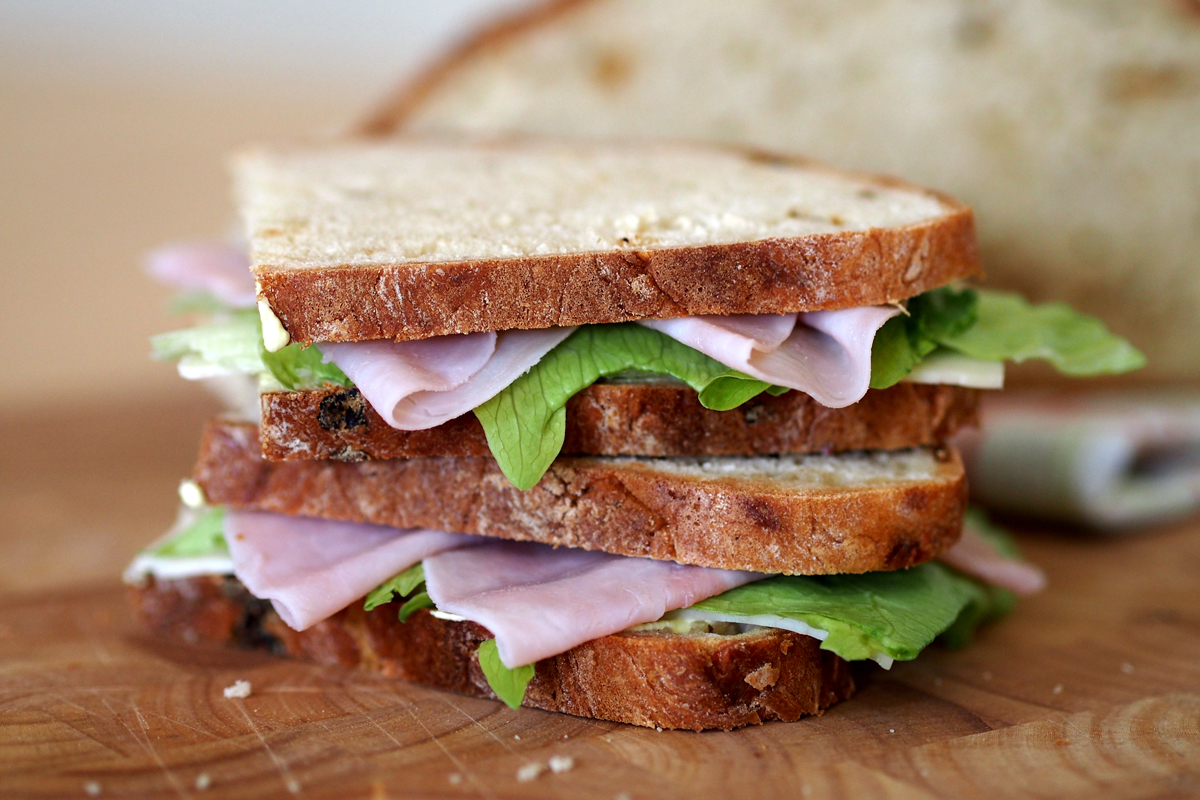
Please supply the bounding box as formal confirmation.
[130,574,856,731]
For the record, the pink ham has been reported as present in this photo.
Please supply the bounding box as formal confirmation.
[640,306,899,408]
[423,541,764,668]
[937,526,1046,595]
[319,327,576,430]
[223,510,478,630]
[146,242,257,308]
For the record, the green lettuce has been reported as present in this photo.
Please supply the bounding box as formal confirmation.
[152,507,228,558]
[870,287,979,389]
[871,287,1144,389]
[259,340,351,392]
[477,638,535,710]
[364,563,426,611]
[151,310,266,376]
[939,290,1146,376]
[690,562,993,662]
[473,324,779,490]
[364,567,532,706]
[151,308,350,391]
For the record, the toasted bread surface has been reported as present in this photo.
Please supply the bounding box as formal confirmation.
[129,574,855,730]
[197,419,966,575]
[261,382,980,461]
[240,138,980,343]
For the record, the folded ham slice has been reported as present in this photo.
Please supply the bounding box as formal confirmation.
[423,541,764,668]
[146,242,258,309]
[223,510,478,630]
[319,326,576,430]
[639,305,899,408]
[937,525,1046,595]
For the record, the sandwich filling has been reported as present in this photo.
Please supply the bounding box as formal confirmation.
[126,490,1039,709]
[151,244,1143,488]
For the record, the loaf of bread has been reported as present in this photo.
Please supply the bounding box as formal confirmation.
[361,0,1200,379]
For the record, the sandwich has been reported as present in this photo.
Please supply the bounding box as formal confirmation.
[128,138,1140,730]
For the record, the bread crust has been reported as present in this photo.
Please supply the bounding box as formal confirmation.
[256,198,980,344]
[260,383,980,461]
[129,574,855,730]
[197,419,967,575]
[355,0,598,138]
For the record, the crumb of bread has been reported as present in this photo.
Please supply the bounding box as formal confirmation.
[195,774,211,791]
[223,680,252,699]
[84,782,101,796]
[516,763,547,783]
[1053,684,1064,695]
[548,755,575,774]
[448,774,463,785]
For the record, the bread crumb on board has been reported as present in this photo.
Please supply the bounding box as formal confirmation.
[516,763,546,783]
[517,756,576,782]
[195,773,211,790]
[84,781,102,796]
[223,680,252,699]
[549,755,575,774]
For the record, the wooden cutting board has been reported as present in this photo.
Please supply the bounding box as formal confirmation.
[1,398,1198,799]
[2,523,1198,799]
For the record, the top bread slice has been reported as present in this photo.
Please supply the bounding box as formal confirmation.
[238,138,980,344]
[356,0,1200,379]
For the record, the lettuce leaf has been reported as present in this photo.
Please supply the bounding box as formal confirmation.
[151,306,350,390]
[152,506,228,558]
[473,324,777,489]
[364,563,426,611]
[150,310,266,376]
[689,562,991,662]
[939,290,1146,376]
[477,638,535,710]
[870,287,979,389]
[259,340,351,392]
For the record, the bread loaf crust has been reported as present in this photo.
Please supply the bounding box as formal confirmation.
[260,382,980,461]
[129,574,856,730]
[257,201,980,344]
[197,419,967,575]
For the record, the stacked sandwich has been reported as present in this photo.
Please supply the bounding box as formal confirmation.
[127,138,1140,730]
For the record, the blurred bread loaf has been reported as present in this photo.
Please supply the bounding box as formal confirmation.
[359,0,1200,381]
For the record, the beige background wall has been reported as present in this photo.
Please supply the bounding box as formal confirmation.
[0,1,533,412]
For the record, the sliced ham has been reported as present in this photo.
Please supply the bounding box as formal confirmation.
[223,510,478,630]
[423,540,764,668]
[146,242,257,309]
[639,305,899,408]
[937,526,1046,595]
[320,327,577,430]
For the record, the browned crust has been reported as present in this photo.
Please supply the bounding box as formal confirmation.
[257,201,980,344]
[261,383,980,461]
[197,419,967,575]
[353,0,598,138]
[129,575,855,730]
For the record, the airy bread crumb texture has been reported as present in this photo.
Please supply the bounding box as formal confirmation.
[236,139,954,268]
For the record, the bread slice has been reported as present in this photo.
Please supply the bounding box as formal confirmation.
[196,418,966,575]
[262,382,979,461]
[129,574,855,730]
[238,138,980,344]
[358,0,1200,380]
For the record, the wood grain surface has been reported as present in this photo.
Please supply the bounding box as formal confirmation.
[1,398,1199,799]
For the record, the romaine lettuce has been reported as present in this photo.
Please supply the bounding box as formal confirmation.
[473,324,778,489]
[152,506,228,558]
[477,638,535,710]
[689,562,990,662]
